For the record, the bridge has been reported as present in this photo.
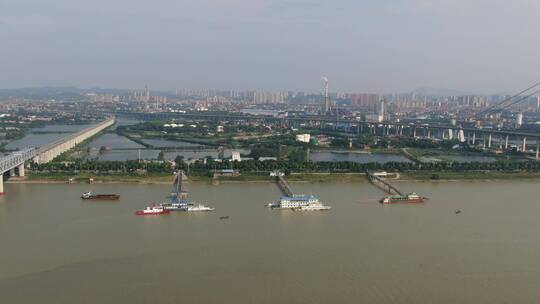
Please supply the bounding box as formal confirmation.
[367,172,403,196]
[101,111,540,159]
[33,117,115,164]
[0,148,36,194]
[0,117,115,195]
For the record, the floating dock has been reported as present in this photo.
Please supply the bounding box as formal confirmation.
[270,174,331,211]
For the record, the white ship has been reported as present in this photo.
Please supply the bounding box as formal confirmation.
[268,195,331,211]
[160,200,189,211]
[186,204,215,212]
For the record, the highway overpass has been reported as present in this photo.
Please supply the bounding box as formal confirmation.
[105,111,540,158]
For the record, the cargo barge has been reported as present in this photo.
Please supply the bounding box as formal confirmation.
[81,192,120,200]
[379,192,426,204]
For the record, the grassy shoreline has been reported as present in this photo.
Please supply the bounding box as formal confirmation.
[9,171,540,184]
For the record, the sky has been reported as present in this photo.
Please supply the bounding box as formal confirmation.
[1,0,540,93]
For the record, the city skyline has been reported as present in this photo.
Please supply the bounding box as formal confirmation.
[2,0,540,93]
[0,84,526,97]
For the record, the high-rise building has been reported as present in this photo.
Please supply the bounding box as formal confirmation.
[348,93,379,108]
[144,85,150,103]
[323,77,330,113]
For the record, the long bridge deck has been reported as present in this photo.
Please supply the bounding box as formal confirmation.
[0,118,115,195]
[33,117,115,164]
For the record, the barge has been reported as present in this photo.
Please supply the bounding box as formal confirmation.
[81,192,120,200]
[379,192,426,204]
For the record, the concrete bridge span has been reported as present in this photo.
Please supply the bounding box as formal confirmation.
[0,148,36,194]
[33,117,115,164]
[0,117,115,194]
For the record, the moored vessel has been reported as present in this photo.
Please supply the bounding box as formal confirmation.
[160,201,215,212]
[268,194,331,211]
[161,200,190,211]
[380,192,426,204]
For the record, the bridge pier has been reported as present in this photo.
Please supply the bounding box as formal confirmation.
[472,132,476,145]
[0,175,4,195]
[18,164,25,177]
[522,137,527,152]
[536,139,539,160]
[487,133,492,148]
[505,135,509,150]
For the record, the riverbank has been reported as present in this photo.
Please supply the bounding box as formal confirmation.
[9,170,540,185]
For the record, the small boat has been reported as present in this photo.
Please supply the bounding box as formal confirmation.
[219,216,230,220]
[455,210,462,214]
[135,205,170,216]
[81,191,120,200]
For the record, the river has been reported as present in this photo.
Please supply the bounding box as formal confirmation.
[310,151,411,163]
[1,180,539,303]
[5,124,94,150]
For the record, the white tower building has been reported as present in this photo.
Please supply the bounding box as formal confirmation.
[323,77,330,113]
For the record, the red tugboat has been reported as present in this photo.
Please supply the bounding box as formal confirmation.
[380,192,426,204]
[135,204,170,216]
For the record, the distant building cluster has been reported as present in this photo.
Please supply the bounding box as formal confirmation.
[175,89,288,104]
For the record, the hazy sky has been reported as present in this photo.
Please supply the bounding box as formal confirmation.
[1,0,540,93]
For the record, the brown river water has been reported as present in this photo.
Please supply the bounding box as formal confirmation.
[1,180,540,303]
